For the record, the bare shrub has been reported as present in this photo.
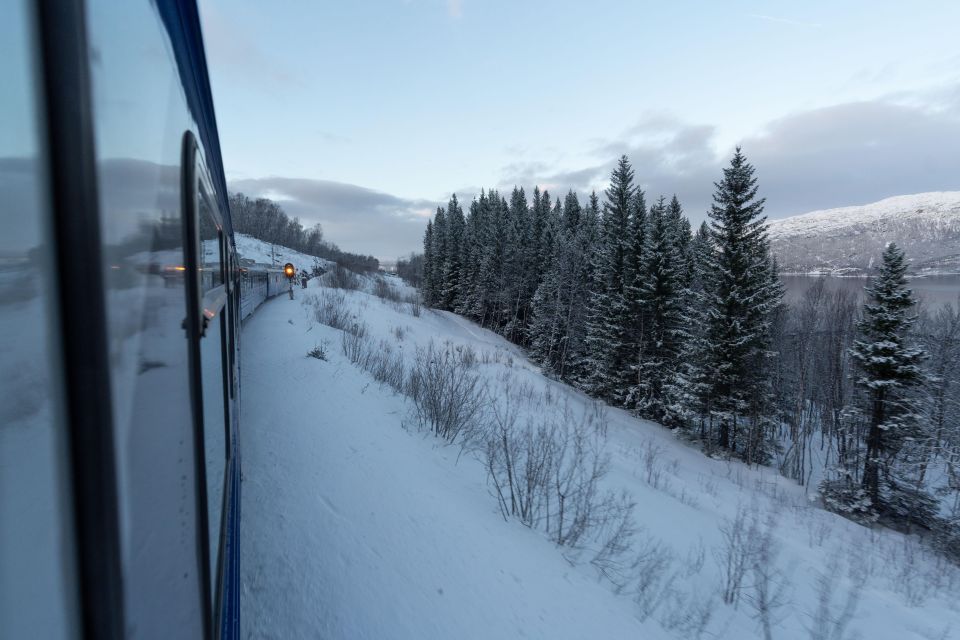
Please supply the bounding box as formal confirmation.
[366,340,406,393]
[659,586,716,640]
[746,520,792,640]
[340,322,369,364]
[715,504,760,607]
[455,343,478,368]
[807,565,862,640]
[408,341,487,443]
[372,276,399,301]
[630,531,677,620]
[324,264,361,290]
[310,289,350,330]
[306,344,327,360]
[684,538,707,577]
[482,389,635,584]
[641,439,667,489]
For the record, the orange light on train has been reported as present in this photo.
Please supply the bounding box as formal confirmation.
[283,263,295,278]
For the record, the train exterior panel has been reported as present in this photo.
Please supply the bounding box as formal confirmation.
[1,0,244,638]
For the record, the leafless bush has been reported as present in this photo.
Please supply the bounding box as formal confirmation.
[455,343,478,368]
[715,504,762,607]
[391,325,406,342]
[630,531,677,620]
[366,340,406,393]
[485,398,554,528]
[684,538,707,577]
[807,565,862,640]
[659,587,716,640]
[408,341,487,443]
[310,289,350,330]
[641,439,667,489]
[306,344,327,360]
[482,390,635,582]
[746,520,792,640]
[324,264,361,290]
[372,276,400,302]
[340,322,369,364]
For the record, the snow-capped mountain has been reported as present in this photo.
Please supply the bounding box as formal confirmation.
[767,192,960,275]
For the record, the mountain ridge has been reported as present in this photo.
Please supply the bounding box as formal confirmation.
[766,191,960,275]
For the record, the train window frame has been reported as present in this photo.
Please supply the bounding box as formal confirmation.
[181,130,233,638]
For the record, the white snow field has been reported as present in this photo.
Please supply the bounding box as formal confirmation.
[235,232,334,273]
[240,275,960,639]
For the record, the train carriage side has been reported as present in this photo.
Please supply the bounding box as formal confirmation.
[1,1,241,638]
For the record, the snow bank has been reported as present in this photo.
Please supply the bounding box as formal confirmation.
[240,277,960,639]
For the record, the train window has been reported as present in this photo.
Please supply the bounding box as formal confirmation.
[197,180,230,608]
[0,1,79,635]
[84,0,208,633]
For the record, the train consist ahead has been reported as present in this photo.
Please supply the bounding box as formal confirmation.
[1,1,259,638]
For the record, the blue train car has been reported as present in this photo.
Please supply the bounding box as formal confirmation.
[1,1,240,637]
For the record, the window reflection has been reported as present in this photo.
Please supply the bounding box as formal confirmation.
[198,188,228,601]
[0,1,77,636]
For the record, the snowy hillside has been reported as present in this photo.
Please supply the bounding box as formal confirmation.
[768,192,960,275]
[234,232,334,273]
[239,274,960,639]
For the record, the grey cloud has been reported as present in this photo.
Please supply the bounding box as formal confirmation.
[229,176,437,260]
[497,87,960,223]
[744,98,960,216]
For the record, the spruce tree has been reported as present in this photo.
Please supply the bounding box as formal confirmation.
[697,148,782,462]
[632,196,686,424]
[675,221,714,434]
[849,243,927,513]
[422,219,436,305]
[430,206,448,308]
[583,156,635,402]
[441,195,466,310]
[568,192,603,386]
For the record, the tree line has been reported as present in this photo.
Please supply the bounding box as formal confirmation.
[229,192,380,272]
[419,150,960,548]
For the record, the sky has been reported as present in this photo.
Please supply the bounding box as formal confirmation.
[197,0,960,261]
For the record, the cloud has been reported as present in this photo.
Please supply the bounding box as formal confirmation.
[743,98,960,216]
[496,87,960,222]
[198,2,298,87]
[229,176,437,260]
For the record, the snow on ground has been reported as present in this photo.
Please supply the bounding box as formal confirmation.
[240,276,960,639]
[234,233,334,273]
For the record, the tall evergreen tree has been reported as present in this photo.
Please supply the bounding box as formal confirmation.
[422,219,436,304]
[430,206,448,308]
[632,196,686,424]
[848,243,927,512]
[696,148,783,462]
[675,221,715,433]
[441,195,466,310]
[583,156,636,402]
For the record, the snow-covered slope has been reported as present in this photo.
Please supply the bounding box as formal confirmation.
[240,277,960,639]
[768,192,960,275]
[234,233,334,273]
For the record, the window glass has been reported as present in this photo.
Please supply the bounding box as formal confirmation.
[0,1,78,636]
[85,0,205,633]
[199,187,228,599]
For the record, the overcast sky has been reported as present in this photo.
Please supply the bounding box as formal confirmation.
[198,0,960,261]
